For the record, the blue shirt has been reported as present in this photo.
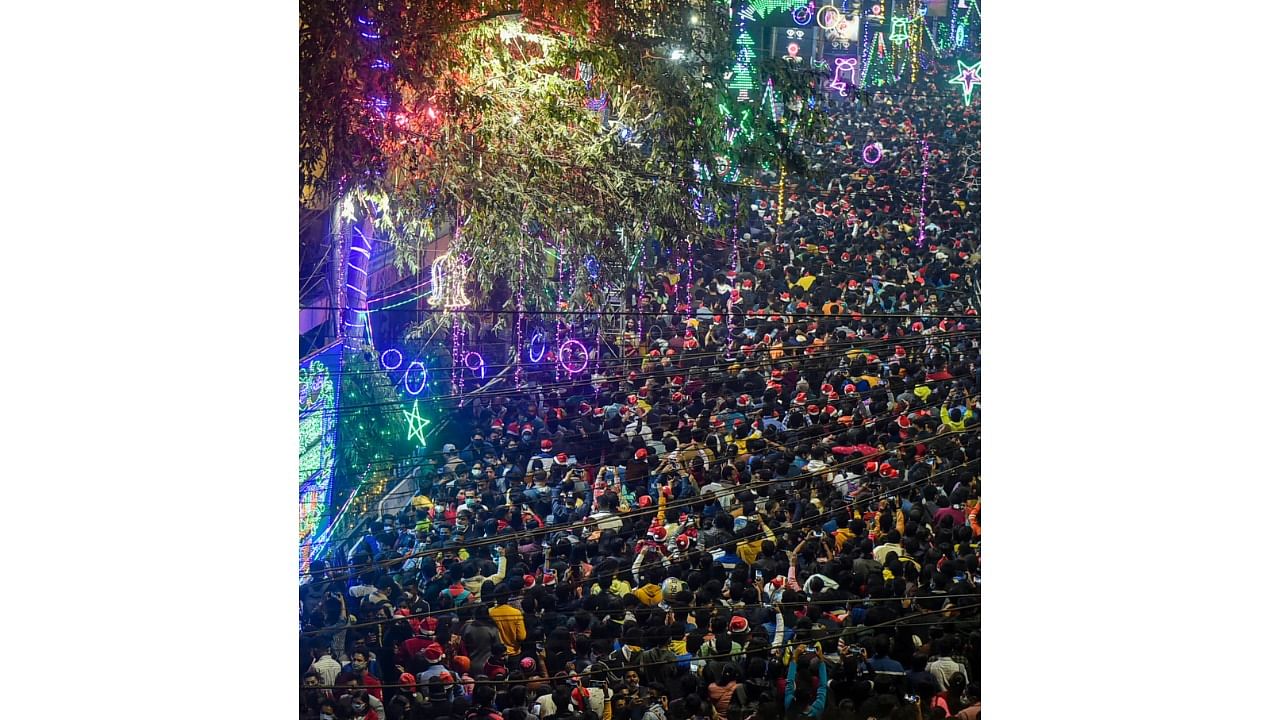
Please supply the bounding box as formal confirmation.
[867,656,905,673]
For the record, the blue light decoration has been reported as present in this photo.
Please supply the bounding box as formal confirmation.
[793,4,814,25]
[403,361,428,395]
[341,218,373,350]
[299,346,339,576]
[528,331,549,363]
[584,255,601,280]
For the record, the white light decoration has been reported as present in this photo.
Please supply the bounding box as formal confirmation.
[428,250,470,309]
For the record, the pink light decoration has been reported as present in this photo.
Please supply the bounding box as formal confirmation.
[862,143,882,164]
[558,339,589,374]
[463,351,485,378]
[828,57,858,97]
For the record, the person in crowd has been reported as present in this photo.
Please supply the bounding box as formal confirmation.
[301,56,980,720]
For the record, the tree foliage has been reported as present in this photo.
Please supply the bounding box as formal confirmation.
[301,0,829,307]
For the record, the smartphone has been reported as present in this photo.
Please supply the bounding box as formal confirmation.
[531,703,542,716]
[904,695,919,704]
[754,570,763,581]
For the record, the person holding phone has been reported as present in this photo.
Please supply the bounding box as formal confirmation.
[784,644,828,718]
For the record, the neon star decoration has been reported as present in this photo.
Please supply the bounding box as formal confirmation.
[403,400,430,445]
[428,250,470,308]
[949,59,982,106]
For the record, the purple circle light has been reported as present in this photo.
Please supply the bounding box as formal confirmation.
[862,143,882,165]
[558,339,589,374]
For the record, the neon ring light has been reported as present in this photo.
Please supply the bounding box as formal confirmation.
[793,6,814,26]
[380,348,403,370]
[862,143,882,165]
[817,4,843,30]
[463,351,486,379]
[558,339,589,374]
[403,360,428,395]
[528,332,548,363]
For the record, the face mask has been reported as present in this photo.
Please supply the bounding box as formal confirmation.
[352,703,367,712]
[350,662,367,673]
[321,714,335,720]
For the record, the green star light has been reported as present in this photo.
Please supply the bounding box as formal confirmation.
[949,59,982,106]
[403,399,430,446]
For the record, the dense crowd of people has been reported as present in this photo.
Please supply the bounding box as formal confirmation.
[301,57,981,720]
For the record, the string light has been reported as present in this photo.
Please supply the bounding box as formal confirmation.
[917,137,930,248]
[427,250,470,308]
[298,356,336,575]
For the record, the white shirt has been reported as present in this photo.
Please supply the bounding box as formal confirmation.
[927,656,969,691]
[309,654,342,686]
[535,687,610,718]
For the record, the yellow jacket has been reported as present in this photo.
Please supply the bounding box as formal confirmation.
[488,604,526,655]
[736,521,776,565]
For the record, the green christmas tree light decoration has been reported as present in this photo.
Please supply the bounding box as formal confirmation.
[863,31,894,87]
[336,350,414,490]
[728,29,759,101]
